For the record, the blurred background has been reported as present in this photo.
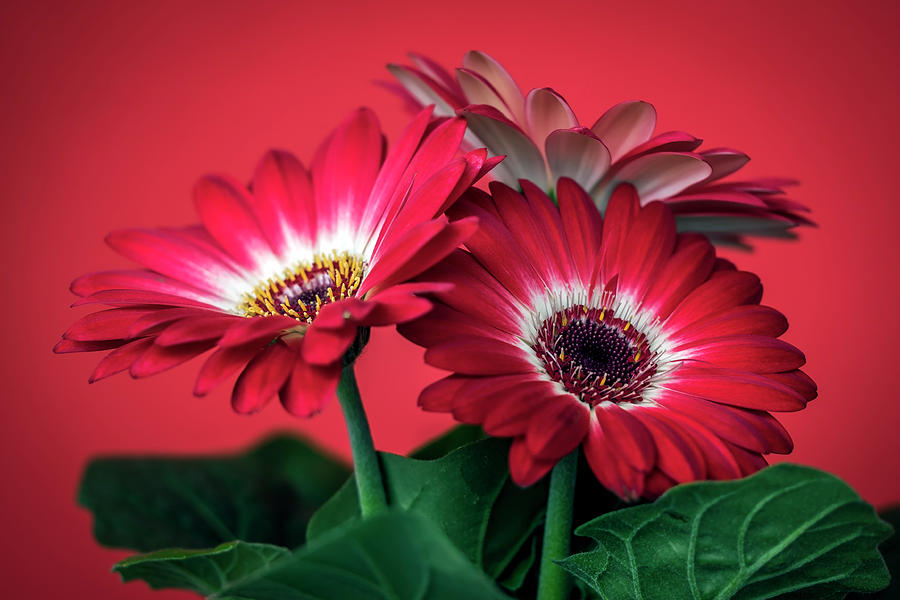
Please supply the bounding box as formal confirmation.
[2,0,899,597]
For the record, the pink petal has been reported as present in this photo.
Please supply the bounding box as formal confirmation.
[524,87,578,147]
[386,64,457,116]
[105,229,246,297]
[72,289,219,310]
[608,152,712,203]
[193,175,277,272]
[623,131,702,159]
[546,129,611,192]
[700,148,751,181]
[311,108,384,240]
[591,101,657,162]
[362,217,478,296]
[457,68,517,121]
[251,150,316,258]
[460,105,547,188]
[461,51,525,123]
[71,269,220,305]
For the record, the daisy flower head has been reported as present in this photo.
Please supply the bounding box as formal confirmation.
[56,107,495,417]
[399,178,816,499]
[387,51,811,247]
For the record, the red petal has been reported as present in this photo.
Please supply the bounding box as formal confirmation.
[671,305,788,342]
[89,338,154,382]
[155,315,238,346]
[525,398,590,460]
[633,410,704,483]
[664,365,808,411]
[218,315,296,347]
[231,341,295,414]
[508,437,556,487]
[664,271,763,334]
[193,343,264,397]
[655,390,793,454]
[594,403,655,472]
[425,336,534,375]
[279,356,341,417]
[64,308,153,341]
[129,341,213,378]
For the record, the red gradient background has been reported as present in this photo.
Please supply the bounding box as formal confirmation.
[3,1,899,597]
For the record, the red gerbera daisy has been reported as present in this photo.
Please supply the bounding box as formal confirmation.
[399,179,816,499]
[387,50,812,246]
[56,107,495,417]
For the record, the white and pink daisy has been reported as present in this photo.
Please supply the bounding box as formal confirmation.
[387,51,811,246]
[56,107,495,417]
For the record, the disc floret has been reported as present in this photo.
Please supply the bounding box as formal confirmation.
[239,250,365,322]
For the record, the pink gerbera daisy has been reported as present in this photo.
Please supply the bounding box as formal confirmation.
[400,178,816,499]
[387,51,811,246]
[56,107,495,417]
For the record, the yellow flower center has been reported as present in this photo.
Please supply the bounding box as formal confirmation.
[239,250,365,322]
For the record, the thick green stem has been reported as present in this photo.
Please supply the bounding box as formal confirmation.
[336,364,388,517]
[537,450,578,600]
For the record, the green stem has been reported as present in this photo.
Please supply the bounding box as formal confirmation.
[537,450,578,600]
[336,364,388,517]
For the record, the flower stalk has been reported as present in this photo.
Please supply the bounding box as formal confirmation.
[336,363,388,517]
[537,450,577,600]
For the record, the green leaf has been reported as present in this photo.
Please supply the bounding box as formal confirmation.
[410,425,487,460]
[307,437,547,580]
[847,506,900,599]
[79,434,350,551]
[220,510,511,600]
[560,464,893,600]
[114,541,290,595]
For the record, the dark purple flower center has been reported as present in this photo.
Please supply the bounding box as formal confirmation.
[238,251,364,322]
[533,305,656,405]
[557,319,640,384]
